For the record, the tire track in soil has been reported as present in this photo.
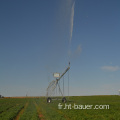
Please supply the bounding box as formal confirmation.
[34,102,45,120]
[49,105,71,120]
[42,102,71,120]
[15,102,28,120]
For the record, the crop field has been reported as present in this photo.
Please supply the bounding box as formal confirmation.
[0,95,120,120]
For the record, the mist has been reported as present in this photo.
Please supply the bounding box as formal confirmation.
[45,0,76,74]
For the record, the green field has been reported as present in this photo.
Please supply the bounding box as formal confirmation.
[0,95,120,120]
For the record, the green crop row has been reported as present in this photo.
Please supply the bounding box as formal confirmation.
[0,98,16,113]
[0,103,24,120]
[19,98,39,120]
[0,98,28,120]
[0,96,120,120]
[35,96,120,120]
[35,98,67,120]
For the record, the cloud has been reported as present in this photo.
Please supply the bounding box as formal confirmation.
[101,66,120,71]
[75,44,82,55]
[69,44,82,59]
[70,1,75,44]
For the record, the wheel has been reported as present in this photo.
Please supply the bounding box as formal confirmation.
[47,97,52,103]
[62,97,66,103]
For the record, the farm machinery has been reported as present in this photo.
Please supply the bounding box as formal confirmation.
[46,62,70,103]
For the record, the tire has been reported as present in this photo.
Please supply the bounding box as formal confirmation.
[47,97,52,103]
[62,97,66,103]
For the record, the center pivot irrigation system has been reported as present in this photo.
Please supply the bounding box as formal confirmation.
[46,62,70,103]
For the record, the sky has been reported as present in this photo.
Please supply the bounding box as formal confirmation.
[0,0,120,97]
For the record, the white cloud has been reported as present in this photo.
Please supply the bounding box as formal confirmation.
[74,44,82,56]
[101,66,120,71]
[68,44,82,59]
[70,1,75,44]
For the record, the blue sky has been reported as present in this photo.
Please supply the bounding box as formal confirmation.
[0,0,120,97]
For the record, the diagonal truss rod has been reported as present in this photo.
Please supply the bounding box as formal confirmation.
[56,66,70,82]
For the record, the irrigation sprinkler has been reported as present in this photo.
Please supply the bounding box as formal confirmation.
[46,62,70,103]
